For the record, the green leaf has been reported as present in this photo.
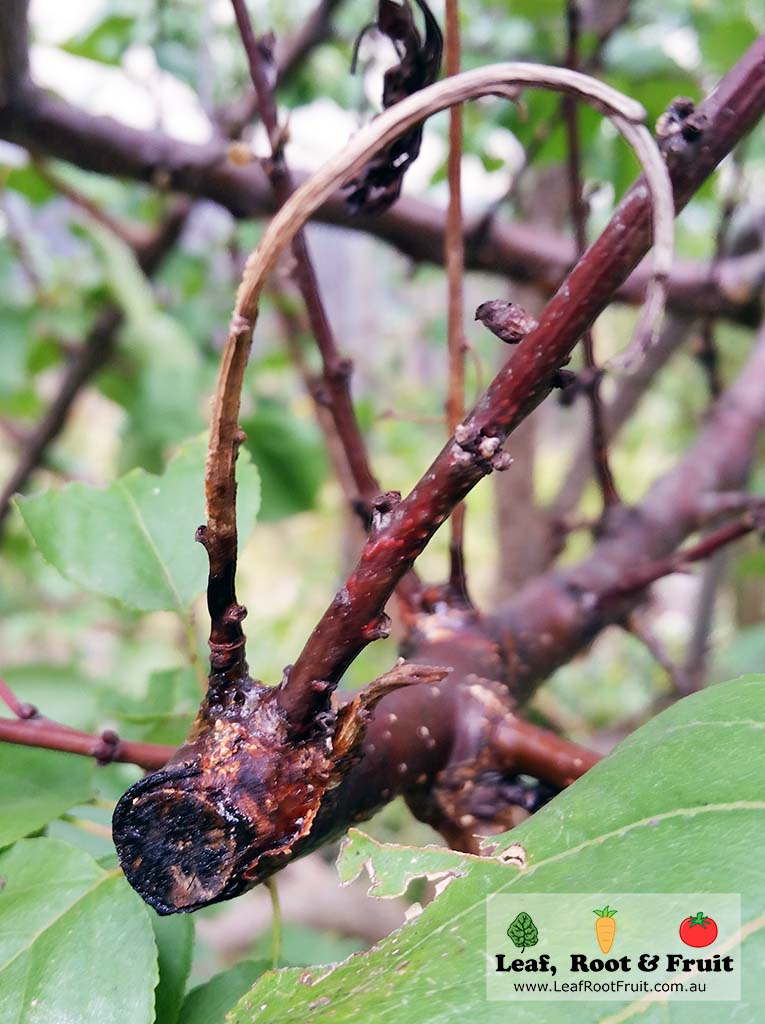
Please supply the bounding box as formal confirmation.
[62,14,137,65]
[0,838,157,1023]
[0,307,34,397]
[337,831,470,897]
[229,676,765,1022]
[695,12,758,76]
[109,666,200,746]
[507,910,539,953]
[18,436,260,612]
[251,924,364,969]
[86,222,208,458]
[0,746,93,846]
[242,399,327,522]
[2,165,56,205]
[178,962,268,1024]
[497,0,562,17]
[152,915,194,1024]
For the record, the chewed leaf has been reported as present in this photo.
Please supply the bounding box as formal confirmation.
[18,436,260,613]
[337,828,473,898]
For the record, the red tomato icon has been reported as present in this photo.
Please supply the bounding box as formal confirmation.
[679,912,718,947]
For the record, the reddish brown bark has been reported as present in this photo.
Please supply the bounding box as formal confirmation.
[1,74,763,324]
[282,35,765,701]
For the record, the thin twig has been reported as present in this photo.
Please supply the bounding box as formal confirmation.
[229,0,380,514]
[626,608,693,695]
[480,0,633,218]
[271,279,361,505]
[597,511,762,605]
[221,0,346,137]
[551,313,694,522]
[0,715,172,770]
[266,878,282,969]
[693,147,746,398]
[682,548,727,692]
[211,62,674,574]
[696,491,765,523]
[230,51,761,702]
[0,676,37,718]
[33,161,153,250]
[562,0,620,513]
[0,187,45,296]
[444,0,468,598]
[61,814,114,840]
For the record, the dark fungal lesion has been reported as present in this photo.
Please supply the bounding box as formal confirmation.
[112,677,340,914]
[346,0,443,214]
[112,658,447,914]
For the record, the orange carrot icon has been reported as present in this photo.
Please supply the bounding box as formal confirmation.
[594,905,618,953]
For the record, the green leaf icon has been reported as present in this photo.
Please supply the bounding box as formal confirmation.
[507,912,539,954]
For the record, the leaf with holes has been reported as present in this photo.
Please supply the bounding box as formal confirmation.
[17,436,260,612]
[338,830,472,898]
[228,675,765,1023]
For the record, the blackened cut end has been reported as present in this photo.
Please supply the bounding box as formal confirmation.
[112,767,245,915]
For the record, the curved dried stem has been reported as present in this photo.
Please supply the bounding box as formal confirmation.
[206,62,674,558]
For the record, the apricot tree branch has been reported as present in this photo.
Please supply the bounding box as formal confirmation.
[551,313,695,521]
[0,0,29,103]
[597,512,763,606]
[562,0,620,513]
[0,713,172,770]
[276,44,762,702]
[230,0,380,515]
[444,0,468,595]
[3,81,762,322]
